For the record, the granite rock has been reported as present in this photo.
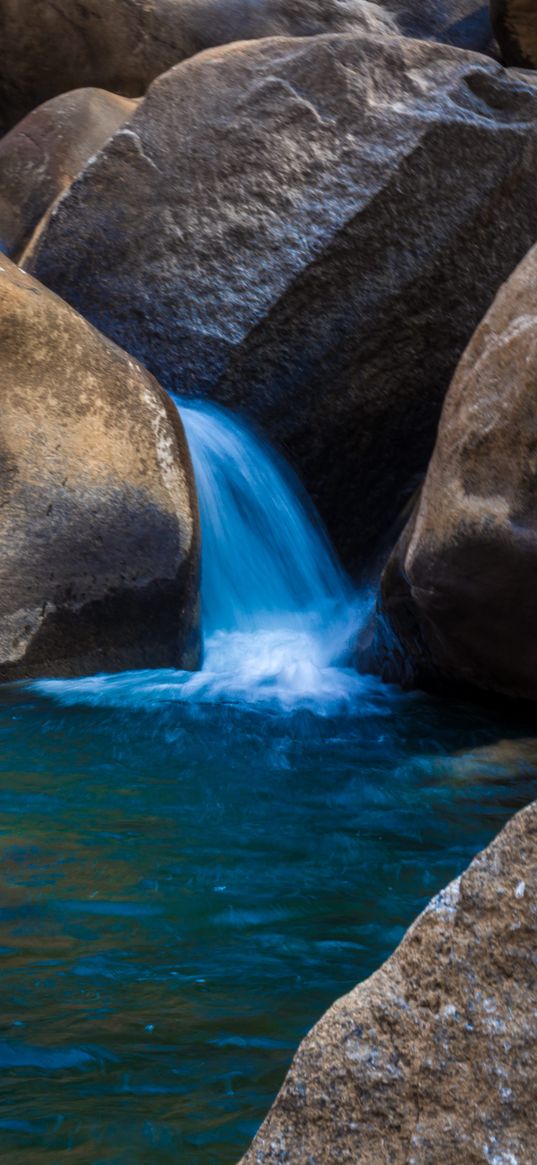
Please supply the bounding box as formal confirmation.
[240,798,537,1165]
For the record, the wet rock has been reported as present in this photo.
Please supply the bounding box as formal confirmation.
[0,88,136,265]
[0,255,200,681]
[29,34,537,571]
[491,0,537,68]
[361,243,537,702]
[0,0,396,134]
[239,798,537,1165]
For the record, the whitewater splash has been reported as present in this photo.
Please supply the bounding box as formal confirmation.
[35,399,372,713]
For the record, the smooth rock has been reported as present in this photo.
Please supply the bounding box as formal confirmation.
[0,88,136,264]
[239,798,537,1165]
[29,34,537,571]
[0,256,200,681]
[0,0,396,134]
[491,0,537,67]
[361,243,537,701]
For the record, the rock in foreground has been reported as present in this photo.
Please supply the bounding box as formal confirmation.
[0,256,200,681]
[0,88,136,264]
[361,243,537,702]
[30,34,537,571]
[240,799,537,1165]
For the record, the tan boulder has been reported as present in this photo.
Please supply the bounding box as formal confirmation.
[361,242,537,701]
[240,798,537,1165]
[0,88,136,264]
[0,255,200,681]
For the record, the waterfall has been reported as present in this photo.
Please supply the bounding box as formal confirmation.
[178,398,353,635]
[176,398,367,707]
[34,399,372,713]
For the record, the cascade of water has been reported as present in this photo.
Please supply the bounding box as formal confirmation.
[35,398,372,712]
[175,398,368,705]
[177,397,352,636]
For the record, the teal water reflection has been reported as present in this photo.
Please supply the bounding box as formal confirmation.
[0,683,535,1164]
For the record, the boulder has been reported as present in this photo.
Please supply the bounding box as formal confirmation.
[0,256,200,681]
[0,88,136,264]
[361,243,537,702]
[0,0,396,134]
[491,0,537,68]
[29,34,537,572]
[239,798,537,1165]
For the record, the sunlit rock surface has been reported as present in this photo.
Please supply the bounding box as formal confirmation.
[491,0,537,67]
[0,0,396,134]
[0,256,200,680]
[29,33,537,571]
[361,243,537,702]
[239,798,537,1165]
[0,88,136,264]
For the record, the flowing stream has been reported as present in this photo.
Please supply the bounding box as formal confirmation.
[0,400,535,1164]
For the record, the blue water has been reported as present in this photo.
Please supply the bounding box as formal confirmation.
[0,401,535,1164]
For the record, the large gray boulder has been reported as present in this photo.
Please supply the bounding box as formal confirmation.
[360,243,537,702]
[0,88,136,264]
[0,0,396,134]
[0,256,200,681]
[239,798,537,1165]
[30,34,537,571]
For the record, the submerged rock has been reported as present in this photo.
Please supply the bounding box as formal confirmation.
[239,798,537,1165]
[0,88,136,264]
[0,256,200,681]
[0,0,395,134]
[491,0,537,67]
[361,243,537,702]
[29,34,537,571]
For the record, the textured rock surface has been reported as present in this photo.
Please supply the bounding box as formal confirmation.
[240,798,537,1165]
[0,88,136,264]
[491,0,537,67]
[0,0,395,134]
[30,34,537,571]
[361,243,537,701]
[0,256,200,681]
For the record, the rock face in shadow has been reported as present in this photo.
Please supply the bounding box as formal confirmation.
[386,0,494,53]
[29,34,537,572]
[0,88,136,264]
[361,244,537,702]
[0,0,396,134]
[491,0,537,67]
[239,798,537,1165]
[0,256,200,681]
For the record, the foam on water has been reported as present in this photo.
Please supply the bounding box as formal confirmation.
[35,398,371,713]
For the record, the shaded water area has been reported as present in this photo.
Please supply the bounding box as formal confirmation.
[0,402,536,1164]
